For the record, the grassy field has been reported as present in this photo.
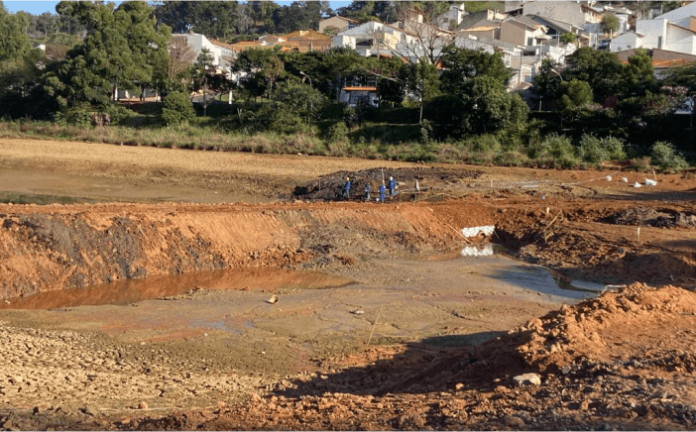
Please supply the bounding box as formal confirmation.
[0,137,418,181]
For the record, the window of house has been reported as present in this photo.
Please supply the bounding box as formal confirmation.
[658,36,662,49]
[349,23,356,29]
[527,37,534,46]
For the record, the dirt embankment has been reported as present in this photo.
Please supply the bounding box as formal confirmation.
[0,201,493,299]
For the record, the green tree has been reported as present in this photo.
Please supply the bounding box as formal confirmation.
[45,1,170,105]
[564,47,624,102]
[190,49,216,116]
[602,14,619,37]
[155,2,238,39]
[406,58,440,124]
[161,91,195,126]
[559,79,593,112]
[532,58,563,103]
[460,76,528,135]
[559,32,577,46]
[439,45,511,94]
[623,48,656,92]
[275,81,327,124]
[0,2,30,62]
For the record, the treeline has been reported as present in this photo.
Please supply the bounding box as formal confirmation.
[12,1,501,44]
[1,1,694,170]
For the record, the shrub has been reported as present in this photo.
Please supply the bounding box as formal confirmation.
[602,136,626,160]
[470,134,501,153]
[651,141,688,171]
[578,134,608,164]
[327,122,349,142]
[100,103,136,125]
[161,92,195,126]
[535,133,579,168]
[65,110,93,128]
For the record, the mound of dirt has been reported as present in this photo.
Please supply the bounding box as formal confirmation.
[607,208,696,229]
[469,283,696,378]
[294,167,482,201]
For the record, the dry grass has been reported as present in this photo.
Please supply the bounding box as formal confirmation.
[0,137,418,181]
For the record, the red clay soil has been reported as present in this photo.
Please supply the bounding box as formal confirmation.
[142,283,696,430]
[1,195,695,299]
[10,283,696,431]
[0,200,495,299]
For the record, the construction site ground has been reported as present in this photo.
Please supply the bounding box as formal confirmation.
[0,137,695,430]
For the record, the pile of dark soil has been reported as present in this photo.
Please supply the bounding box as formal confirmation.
[606,208,696,228]
[293,167,482,201]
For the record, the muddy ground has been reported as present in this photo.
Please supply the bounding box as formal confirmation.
[0,137,695,430]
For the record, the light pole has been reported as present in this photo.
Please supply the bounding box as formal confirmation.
[299,71,314,120]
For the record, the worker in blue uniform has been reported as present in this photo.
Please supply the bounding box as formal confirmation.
[388,176,396,196]
[343,177,351,199]
[364,182,371,200]
[379,182,386,202]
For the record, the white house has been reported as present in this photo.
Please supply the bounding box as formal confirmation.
[171,33,235,75]
[655,2,696,29]
[333,20,449,62]
[611,19,696,55]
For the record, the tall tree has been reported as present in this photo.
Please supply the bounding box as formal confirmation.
[45,1,170,105]
[406,57,440,124]
[155,2,237,39]
[564,47,624,102]
[0,2,30,62]
[439,45,511,94]
[602,13,619,37]
[190,48,216,115]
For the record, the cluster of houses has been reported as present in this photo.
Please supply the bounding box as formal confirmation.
[163,1,696,105]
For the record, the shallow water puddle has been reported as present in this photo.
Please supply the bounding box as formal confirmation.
[1,268,355,310]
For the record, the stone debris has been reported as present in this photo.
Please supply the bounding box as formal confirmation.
[512,373,541,387]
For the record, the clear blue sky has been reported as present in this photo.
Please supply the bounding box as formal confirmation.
[4,1,352,15]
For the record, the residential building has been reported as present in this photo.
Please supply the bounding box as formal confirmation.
[611,19,696,55]
[171,33,235,74]
[456,9,507,31]
[435,3,468,30]
[319,16,358,34]
[500,16,550,47]
[230,30,331,53]
[521,1,604,46]
[530,15,588,46]
[458,20,501,40]
[655,1,696,29]
[333,20,450,62]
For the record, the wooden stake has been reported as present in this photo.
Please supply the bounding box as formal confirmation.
[367,305,384,346]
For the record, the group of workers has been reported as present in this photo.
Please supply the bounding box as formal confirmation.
[342,175,397,202]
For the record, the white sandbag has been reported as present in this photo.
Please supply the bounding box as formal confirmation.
[644,179,657,186]
[461,225,495,238]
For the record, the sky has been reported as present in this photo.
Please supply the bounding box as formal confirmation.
[4,1,353,15]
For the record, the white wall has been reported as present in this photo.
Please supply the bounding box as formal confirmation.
[656,2,696,24]
[610,32,641,51]
[666,23,696,54]
[636,19,668,48]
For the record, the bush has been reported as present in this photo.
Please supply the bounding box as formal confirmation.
[470,134,501,153]
[59,109,92,128]
[578,134,608,164]
[161,92,195,126]
[651,141,688,171]
[535,133,579,168]
[99,103,136,125]
[602,136,626,160]
[327,122,349,142]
